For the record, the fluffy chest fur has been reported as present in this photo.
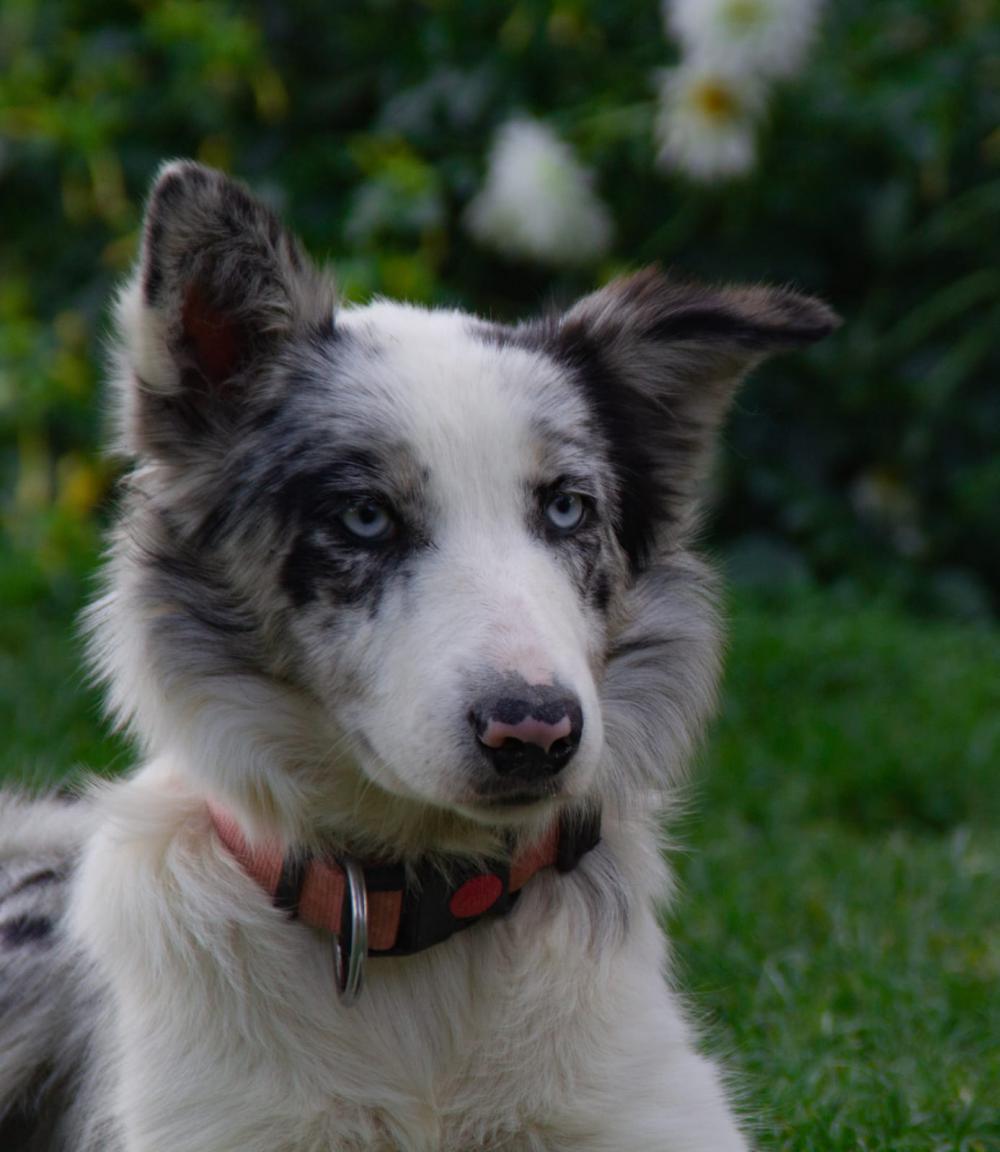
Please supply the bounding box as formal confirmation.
[72,762,681,1152]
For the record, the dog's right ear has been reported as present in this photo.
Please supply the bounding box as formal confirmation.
[554,268,837,566]
[113,161,336,459]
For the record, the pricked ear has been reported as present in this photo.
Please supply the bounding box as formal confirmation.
[113,161,336,458]
[555,267,838,566]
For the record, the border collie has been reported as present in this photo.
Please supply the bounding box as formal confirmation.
[0,162,835,1151]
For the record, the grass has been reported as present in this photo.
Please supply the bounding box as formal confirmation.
[671,594,999,1151]
[1,547,997,1150]
[0,548,126,786]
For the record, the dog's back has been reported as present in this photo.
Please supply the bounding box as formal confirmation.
[0,795,110,1150]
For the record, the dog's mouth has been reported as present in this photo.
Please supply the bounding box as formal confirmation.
[345,730,565,819]
[462,776,564,816]
[479,783,561,805]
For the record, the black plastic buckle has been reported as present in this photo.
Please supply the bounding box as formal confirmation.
[382,857,516,957]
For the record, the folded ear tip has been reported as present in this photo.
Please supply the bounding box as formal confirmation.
[756,286,840,346]
[795,297,841,343]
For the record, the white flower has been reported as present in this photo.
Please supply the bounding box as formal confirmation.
[465,118,613,267]
[654,63,763,181]
[665,0,823,81]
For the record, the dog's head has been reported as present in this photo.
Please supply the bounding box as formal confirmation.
[91,162,835,852]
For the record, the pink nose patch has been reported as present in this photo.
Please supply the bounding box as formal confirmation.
[479,715,572,753]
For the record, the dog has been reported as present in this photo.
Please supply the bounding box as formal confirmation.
[0,161,836,1151]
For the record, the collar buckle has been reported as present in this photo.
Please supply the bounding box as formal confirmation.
[386,857,516,957]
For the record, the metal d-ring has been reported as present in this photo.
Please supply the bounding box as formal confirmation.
[333,856,368,1006]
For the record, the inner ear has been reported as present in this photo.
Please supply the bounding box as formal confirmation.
[181,283,246,388]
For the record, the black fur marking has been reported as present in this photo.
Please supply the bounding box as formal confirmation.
[280,532,338,608]
[143,214,165,303]
[606,636,669,662]
[280,527,411,611]
[1,916,54,948]
[552,328,667,572]
[3,868,64,901]
[269,453,384,525]
[304,315,338,347]
[644,305,834,349]
[143,513,257,639]
[591,571,612,614]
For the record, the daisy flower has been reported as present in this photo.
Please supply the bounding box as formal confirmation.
[665,0,823,80]
[654,63,764,180]
[465,118,614,266]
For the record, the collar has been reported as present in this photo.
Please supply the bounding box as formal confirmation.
[209,803,601,960]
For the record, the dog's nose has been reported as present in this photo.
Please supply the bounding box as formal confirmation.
[470,683,583,780]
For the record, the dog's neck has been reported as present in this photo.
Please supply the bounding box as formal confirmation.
[209,798,602,960]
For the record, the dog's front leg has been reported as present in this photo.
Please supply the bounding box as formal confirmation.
[535,928,752,1152]
[534,1049,751,1152]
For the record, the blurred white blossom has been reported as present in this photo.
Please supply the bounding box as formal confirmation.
[666,0,823,80]
[654,63,763,180]
[465,118,613,266]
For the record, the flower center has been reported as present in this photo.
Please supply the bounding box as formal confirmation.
[721,0,768,32]
[693,80,739,120]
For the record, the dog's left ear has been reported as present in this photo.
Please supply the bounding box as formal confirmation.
[113,160,336,459]
[555,267,838,566]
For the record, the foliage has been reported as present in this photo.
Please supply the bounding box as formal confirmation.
[1,0,998,613]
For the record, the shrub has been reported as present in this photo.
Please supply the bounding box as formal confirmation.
[1,0,996,613]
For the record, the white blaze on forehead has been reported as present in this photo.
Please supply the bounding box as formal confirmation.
[336,302,589,526]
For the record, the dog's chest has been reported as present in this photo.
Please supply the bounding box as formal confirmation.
[74,778,637,1151]
[260,899,603,1150]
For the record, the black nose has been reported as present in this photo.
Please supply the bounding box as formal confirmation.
[470,681,583,781]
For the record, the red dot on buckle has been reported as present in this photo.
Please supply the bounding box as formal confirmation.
[449,874,504,920]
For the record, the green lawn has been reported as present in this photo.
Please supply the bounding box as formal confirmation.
[1,551,997,1150]
[672,595,999,1151]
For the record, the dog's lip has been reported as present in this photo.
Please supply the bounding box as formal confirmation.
[479,790,555,808]
[464,778,563,811]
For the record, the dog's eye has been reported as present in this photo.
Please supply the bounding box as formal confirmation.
[339,498,395,542]
[544,491,588,535]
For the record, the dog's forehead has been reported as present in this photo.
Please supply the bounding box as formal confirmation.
[332,302,591,481]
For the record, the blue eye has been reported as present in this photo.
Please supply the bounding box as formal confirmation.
[544,491,588,534]
[339,498,395,542]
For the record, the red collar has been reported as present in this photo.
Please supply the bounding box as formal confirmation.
[210,803,601,958]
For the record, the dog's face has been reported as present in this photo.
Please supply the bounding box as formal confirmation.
[264,304,621,817]
[93,162,834,848]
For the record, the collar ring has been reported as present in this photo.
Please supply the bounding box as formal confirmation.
[333,856,368,1006]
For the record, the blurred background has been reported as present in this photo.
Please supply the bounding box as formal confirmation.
[0,2,997,1149]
